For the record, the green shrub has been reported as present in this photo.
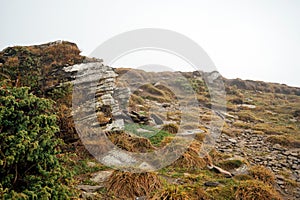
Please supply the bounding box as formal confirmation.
[0,84,72,199]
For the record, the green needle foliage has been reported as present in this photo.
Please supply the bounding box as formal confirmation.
[0,83,72,199]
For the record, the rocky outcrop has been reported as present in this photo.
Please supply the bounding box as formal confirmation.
[64,61,123,132]
[0,41,122,143]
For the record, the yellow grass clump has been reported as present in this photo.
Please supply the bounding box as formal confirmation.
[248,165,276,185]
[107,131,155,153]
[235,180,282,200]
[171,141,208,170]
[106,171,161,199]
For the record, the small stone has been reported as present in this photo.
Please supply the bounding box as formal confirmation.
[276,175,285,180]
[292,164,299,170]
[282,151,291,156]
[277,180,285,185]
[288,156,297,161]
[135,196,147,200]
[150,114,164,125]
[81,192,97,200]
[87,161,96,167]
[228,138,237,143]
[291,152,298,157]
[272,144,282,150]
[204,181,220,187]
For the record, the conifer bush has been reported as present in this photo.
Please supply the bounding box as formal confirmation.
[0,83,71,199]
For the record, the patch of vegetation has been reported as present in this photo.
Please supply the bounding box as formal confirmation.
[234,180,282,200]
[106,171,161,199]
[162,123,179,134]
[248,165,276,185]
[124,123,173,147]
[0,85,72,199]
[151,184,209,200]
[217,159,244,171]
[107,131,155,153]
[232,121,252,129]
[265,135,300,148]
[171,141,208,170]
[133,83,175,103]
[236,110,262,123]
[253,123,289,135]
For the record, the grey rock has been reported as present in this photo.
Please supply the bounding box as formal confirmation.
[87,161,97,167]
[101,149,138,167]
[272,144,282,150]
[81,192,98,200]
[77,185,104,192]
[135,197,147,200]
[90,170,113,183]
[228,138,237,143]
[204,181,220,187]
[150,113,164,125]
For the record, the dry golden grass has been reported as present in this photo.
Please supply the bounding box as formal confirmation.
[162,123,179,134]
[96,112,111,126]
[194,133,206,142]
[232,121,252,129]
[171,141,208,170]
[209,148,230,164]
[248,165,276,185]
[265,135,300,148]
[106,171,161,199]
[107,131,155,153]
[134,83,172,103]
[235,180,282,200]
[150,185,191,200]
[150,184,209,200]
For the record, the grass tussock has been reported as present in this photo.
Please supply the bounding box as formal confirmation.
[265,135,300,148]
[134,83,175,103]
[171,141,208,170]
[107,131,155,153]
[217,159,244,171]
[248,165,276,185]
[150,185,191,200]
[150,184,209,200]
[162,123,179,134]
[106,171,161,199]
[235,180,282,200]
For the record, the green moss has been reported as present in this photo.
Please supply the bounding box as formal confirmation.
[217,159,244,171]
[124,123,174,147]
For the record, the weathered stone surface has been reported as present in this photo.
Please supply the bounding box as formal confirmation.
[215,130,300,198]
[90,170,113,183]
[150,113,164,125]
[66,61,124,131]
[101,149,138,167]
[77,185,104,192]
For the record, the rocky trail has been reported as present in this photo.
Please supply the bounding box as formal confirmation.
[216,130,300,199]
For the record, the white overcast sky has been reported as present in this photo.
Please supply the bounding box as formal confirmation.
[1,0,300,86]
